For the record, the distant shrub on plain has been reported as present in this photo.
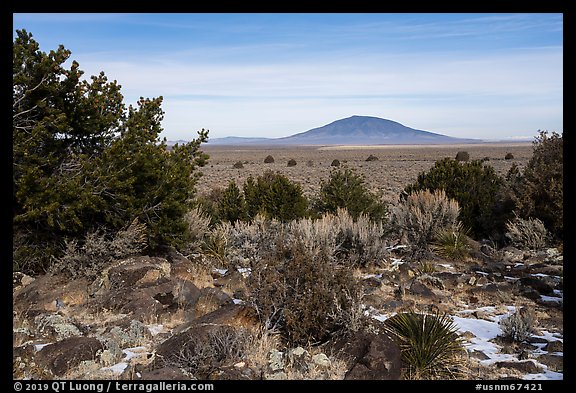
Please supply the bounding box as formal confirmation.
[505,152,514,160]
[366,154,379,161]
[233,161,244,169]
[264,155,275,163]
[330,159,341,167]
[455,151,469,162]
[287,158,297,167]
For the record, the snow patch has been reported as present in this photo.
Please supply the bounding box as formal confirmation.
[101,362,128,374]
[147,324,167,336]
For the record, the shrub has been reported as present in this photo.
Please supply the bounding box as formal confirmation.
[510,131,563,241]
[415,261,437,275]
[247,237,363,346]
[403,158,513,240]
[288,208,389,268]
[366,154,379,162]
[163,326,254,378]
[243,171,308,222]
[217,181,246,223]
[313,168,387,222]
[202,222,233,264]
[195,187,225,225]
[505,152,514,160]
[431,222,472,260]
[330,159,340,167]
[183,207,212,254]
[455,151,469,162]
[505,215,548,251]
[498,307,536,343]
[12,30,209,273]
[384,310,465,379]
[49,219,147,279]
[264,155,275,163]
[390,189,460,254]
[233,161,244,169]
[287,159,297,167]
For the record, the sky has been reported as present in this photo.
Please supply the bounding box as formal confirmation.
[12,13,563,141]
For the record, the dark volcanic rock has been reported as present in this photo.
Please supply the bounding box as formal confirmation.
[36,337,104,377]
[495,360,543,374]
[518,276,555,296]
[107,256,170,289]
[330,328,402,380]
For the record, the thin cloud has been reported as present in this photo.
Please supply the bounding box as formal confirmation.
[14,13,562,141]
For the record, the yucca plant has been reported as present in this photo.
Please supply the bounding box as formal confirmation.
[431,222,471,260]
[383,310,465,379]
[415,261,436,275]
[202,223,231,263]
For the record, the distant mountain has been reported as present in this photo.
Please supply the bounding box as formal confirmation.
[278,116,477,145]
[206,115,479,145]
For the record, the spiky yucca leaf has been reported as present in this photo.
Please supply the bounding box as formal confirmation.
[416,261,436,275]
[384,310,464,379]
[431,222,471,260]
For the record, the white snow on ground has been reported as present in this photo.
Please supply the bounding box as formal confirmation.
[362,273,383,279]
[122,346,149,361]
[212,268,228,276]
[232,298,244,305]
[147,324,168,336]
[390,258,404,267]
[100,346,150,375]
[540,295,563,303]
[362,302,563,380]
[237,267,251,277]
[452,306,563,380]
[33,343,51,352]
[364,305,393,322]
[386,244,407,251]
[101,362,128,374]
[438,263,454,270]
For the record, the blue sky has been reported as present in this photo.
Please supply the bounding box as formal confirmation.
[13,13,563,141]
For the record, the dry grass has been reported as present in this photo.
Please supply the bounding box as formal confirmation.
[198,143,532,204]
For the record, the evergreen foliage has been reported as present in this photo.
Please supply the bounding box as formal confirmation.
[243,171,308,222]
[403,158,513,240]
[508,131,563,241]
[313,168,387,222]
[218,181,246,223]
[13,30,209,273]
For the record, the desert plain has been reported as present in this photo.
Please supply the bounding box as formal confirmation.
[197,142,533,203]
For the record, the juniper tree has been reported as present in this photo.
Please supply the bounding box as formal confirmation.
[13,30,209,273]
